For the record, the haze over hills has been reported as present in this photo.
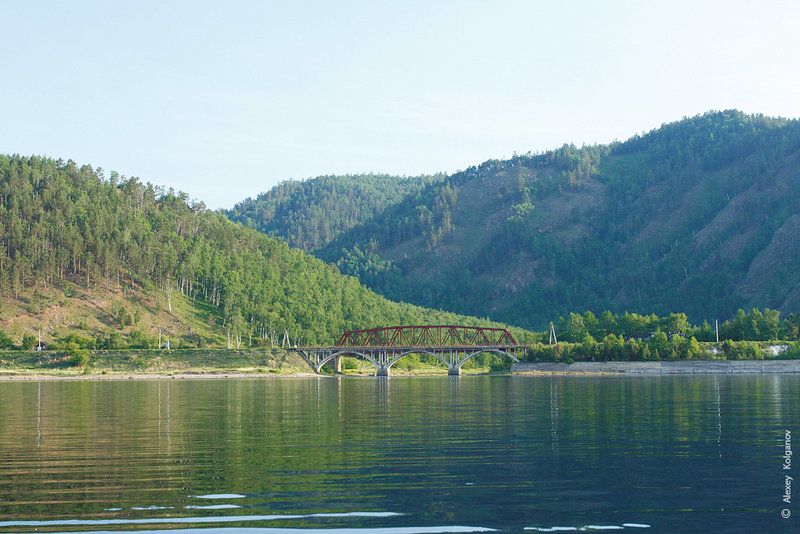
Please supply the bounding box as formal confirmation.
[230,111,800,330]
[0,155,530,348]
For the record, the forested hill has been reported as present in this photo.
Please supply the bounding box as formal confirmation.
[225,173,442,251]
[0,155,529,347]
[234,111,800,330]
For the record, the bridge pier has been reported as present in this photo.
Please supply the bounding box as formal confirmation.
[448,366,461,376]
[328,355,341,373]
[376,366,390,377]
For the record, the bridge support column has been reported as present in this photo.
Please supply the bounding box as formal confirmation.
[327,356,341,373]
[448,366,461,376]
[376,366,390,377]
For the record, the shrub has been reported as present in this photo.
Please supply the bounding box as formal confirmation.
[128,329,155,349]
[0,330,14,350]
[341,358,358,371]
[55,333,94,349]
[62,342,89,367]
[21,333,37,350]
[489,358,509,372]
[95,332,126,350]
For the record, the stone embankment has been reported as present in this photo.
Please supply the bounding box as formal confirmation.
[512,360,800,375]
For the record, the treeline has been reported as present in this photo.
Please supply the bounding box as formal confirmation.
[0,155,528,347]
[556,308,800,343]
[528,337,800,363]
[226,173,442,251]
[532,308,800,363]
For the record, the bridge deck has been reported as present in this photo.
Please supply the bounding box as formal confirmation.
[299,344,525,352]
[293,343,530,376]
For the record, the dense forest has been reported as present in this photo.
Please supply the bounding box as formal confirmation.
[226,173,442,251]
[528,308,800,362]
[0,155,531,349]
[232,111,800,329]
[4,110,800,360]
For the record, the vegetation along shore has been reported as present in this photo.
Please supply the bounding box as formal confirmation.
[3,112,800,376]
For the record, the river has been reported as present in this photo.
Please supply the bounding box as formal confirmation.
[0,375,796,533]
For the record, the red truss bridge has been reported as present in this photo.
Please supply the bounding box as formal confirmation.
[294,325,528,376]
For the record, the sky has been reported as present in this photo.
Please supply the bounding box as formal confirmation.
[2,1,800,210]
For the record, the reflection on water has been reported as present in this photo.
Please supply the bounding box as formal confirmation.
[0,376,797,533]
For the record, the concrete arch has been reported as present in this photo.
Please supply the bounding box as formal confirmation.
[294,342,527,376]
[317,350,379,372]
[453,349,520,373]
[385,349,451,371]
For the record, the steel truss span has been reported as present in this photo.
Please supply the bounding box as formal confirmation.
[294,325,527,376]
[336,325,516,348]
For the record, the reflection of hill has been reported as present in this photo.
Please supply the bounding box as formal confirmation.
[0,376,794,526]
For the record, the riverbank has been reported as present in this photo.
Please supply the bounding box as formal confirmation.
[0,370,322,380]
[512,359,800,374]
[0,347,317,379]
[3,347,800,379]
[0,347,506,379]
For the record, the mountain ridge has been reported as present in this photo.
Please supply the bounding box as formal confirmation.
[229,110,800,329]
[0,155,532,348]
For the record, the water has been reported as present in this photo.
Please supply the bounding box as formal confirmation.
[0,376,796,533]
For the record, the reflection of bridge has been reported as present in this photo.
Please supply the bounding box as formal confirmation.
[293,325,528,376]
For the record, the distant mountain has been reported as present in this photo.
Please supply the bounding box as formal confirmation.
[226,173,443,251]
[232,111,800,329]
[0,156,528,348]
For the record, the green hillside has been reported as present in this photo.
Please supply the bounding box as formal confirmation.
[0,155,532,349]
[234,111,800,329]
[226,173,443,251]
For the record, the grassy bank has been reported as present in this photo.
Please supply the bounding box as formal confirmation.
[0,348,512,378]
[0,348,315,378]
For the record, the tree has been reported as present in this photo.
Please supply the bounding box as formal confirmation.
[662,313,690,336]
[62,341,89,366]
[21,333,37,350]
[600,334,625,361]
[560,313,588,342]
[0,330,14,349]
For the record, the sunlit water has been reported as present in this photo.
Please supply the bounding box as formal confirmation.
[0,376,796,533]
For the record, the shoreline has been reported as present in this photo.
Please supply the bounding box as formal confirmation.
[0,370,321,380]
[512,359,800,375]
[2,359,800,380]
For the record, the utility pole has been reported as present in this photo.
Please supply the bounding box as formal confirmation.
[715,320,719,343]
[282,329,290,348]
[549,322,558,345]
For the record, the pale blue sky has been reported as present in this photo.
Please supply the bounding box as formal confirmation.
[2,1,799,209]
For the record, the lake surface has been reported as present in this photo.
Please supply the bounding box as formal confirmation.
[0,375,796,533]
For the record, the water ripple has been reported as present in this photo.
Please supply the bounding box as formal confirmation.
[0,511,404,528]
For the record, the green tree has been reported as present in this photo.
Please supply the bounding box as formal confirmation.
[61,341,89,366]
[21,333,37,350]
[560,313,589,342]
[600,334,625,361]
[0,330,15,349]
